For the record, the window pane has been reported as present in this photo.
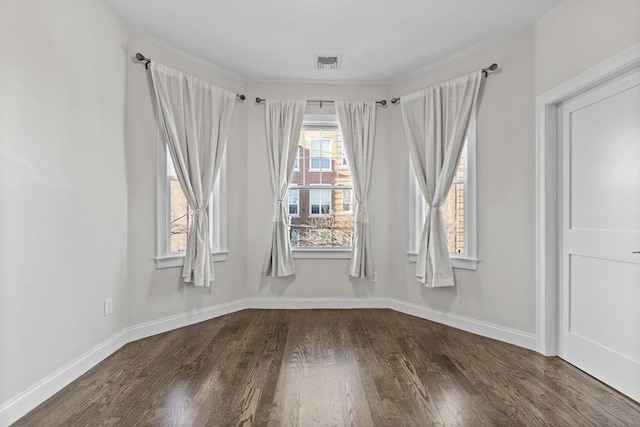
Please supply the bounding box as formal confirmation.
[291,188,353,247]
[290,187,353,247]
[442,183,464,254]
[442,145,466,254]
[289,124,353,248]
[162,145,223,263]
[297,130,346,183]
[170,178,192,253]
[342,189,352,212]
[309,138,332,171]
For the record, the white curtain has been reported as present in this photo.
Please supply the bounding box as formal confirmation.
[262,99,307,277]
[336,101,376,279]
[401,71,483,287]
[149,62,236,287]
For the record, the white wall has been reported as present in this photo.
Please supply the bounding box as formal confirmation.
[3,0,639,419]
[535,0,640,95]
[124,34,249,326]
[389,28,538,333]
[386,0,640,335]
[244,83,391,299]
[0,0,128,404]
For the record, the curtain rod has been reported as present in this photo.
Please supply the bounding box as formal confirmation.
[390,63,498,104]
[255,97,387,107]
[135,53,246,101]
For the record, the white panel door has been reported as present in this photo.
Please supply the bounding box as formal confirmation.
[558,67,640,402]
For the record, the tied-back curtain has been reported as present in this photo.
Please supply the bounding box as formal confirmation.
[149,62,236,287]
[262,99,307,277]
[401,71,483,287]
[336,101,376,279]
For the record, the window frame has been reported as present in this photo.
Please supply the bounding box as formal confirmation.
[155,129,228,269]
[290,114,353,259]
[407,116,478,270]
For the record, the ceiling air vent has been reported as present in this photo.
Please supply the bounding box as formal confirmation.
[315,55,341,70]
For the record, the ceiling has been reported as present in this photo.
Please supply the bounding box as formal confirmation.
[104,0,559,83]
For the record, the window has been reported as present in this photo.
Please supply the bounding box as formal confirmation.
[408,121,477,270]
[309,138,332,171]
[288,115,353,257]
[310,189,331,215]
[342,189,352,212]
[156,142,227,268]
[288,189,299,216]
[168,159,193,253]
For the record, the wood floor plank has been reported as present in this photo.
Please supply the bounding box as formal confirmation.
[13,309,640,427]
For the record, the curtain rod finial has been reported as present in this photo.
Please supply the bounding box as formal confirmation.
[135,52,151,69]
[482,63,498,77]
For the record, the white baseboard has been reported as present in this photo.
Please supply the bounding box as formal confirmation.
[388,298,537,351]
[244,296,390,310]
[0,329,128,427]
[1,296,535,426]
[127,299,246,342]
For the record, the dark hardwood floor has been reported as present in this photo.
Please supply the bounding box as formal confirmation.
[14,309,640,426]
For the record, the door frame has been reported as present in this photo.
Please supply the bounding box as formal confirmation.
[535,44,640,356]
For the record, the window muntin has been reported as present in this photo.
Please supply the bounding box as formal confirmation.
[288,118,353,250]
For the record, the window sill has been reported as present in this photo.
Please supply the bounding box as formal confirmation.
[293,248,352,259]
[406,252,479,270]
[156,251,229,269]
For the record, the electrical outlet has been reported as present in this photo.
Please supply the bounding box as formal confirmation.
[371,271,377,282]
[104,298,113,317]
